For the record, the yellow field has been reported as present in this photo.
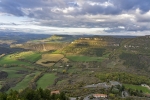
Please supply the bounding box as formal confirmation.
[36,54,64,67]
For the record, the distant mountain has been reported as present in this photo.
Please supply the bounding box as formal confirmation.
[0,32,51,44]
[0,47,24,55]
[14,35,87,51]
[27,35,86,43]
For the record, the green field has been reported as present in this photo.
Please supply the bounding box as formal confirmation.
[37,73,56,89]
[68,67,82,73]
[124,84,150,93]
[19,51,41,62]
[2,67,28,78]
[10,72,40,91]
[66,55,107,62]
[0,54,29,65]
[0,51,41,66]
[57,80,67,85]
[0,81,3,89]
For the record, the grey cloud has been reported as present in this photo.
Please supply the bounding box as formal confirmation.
[111,0,150,13]
[136,14,150,22]
[0,22,19,25]
[80,3,120,15]
[0,0,150,34]
[0,0,25,16]
[1,0,150,17]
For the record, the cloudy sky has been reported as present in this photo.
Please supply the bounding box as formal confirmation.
[0,0,150,35]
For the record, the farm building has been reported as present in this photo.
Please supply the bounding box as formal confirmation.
[93,94,107,98]
[51,90,60,95]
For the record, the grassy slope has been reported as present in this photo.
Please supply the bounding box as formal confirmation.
[37,73,56,89]
[0,81,3,89]
[0,51,42,91]
[10,72,40,91]
[124,84,150,93]
[0,55,29,65]
[66,55,108,62]
[0,51,41,65]
[2,67,28,78]
[21,52,41,62]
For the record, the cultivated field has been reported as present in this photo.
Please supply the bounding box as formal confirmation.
[36,54,64,67]
[1,67,28,78]
[0,51,41,66]
[0,81,3,89]
[37,73,56,89]
[66,55,108,62]
[10,72,40,91]
[18,51,41,62]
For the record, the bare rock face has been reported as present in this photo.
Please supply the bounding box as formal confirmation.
[0,71,8,79]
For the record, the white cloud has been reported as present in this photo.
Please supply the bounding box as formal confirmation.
[0,0,150,35]
[87,1,114,7]
[51,7,75,14]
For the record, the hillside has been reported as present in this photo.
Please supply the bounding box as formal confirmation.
[26,35,84,43]
[1,35,150,99]
[11,35,86,51]
[19,43,69,51]
[0,47,25,55]
[62,36,123,56]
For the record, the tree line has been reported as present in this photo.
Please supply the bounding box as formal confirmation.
[96,72,150,85]
[0,88,68,100]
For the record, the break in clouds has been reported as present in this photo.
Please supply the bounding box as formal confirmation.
[0,0,150,35]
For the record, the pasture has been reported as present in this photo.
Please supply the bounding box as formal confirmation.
[66,55,107,62]
[124,84,150,93]
[0,81,3,89]
[36,54,64,67]
[1,67,28,78]
[0,51,41,66]
[68,67,82,73]
[0,54,28,65]
[10,72,40,91]
[18,51,41,62]
[37,73,56,89]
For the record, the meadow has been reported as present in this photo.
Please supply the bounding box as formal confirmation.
[0,51,43,92]
[10,72,40,91]
[0,81,3,89]
[0,51,41,66]
[68,67,82,73]
[1,67,28,78]
[66,55,108,62]
[37,73,56,89]
[19,51,41,62]
[124,84,150,93]
[0,54,29,65]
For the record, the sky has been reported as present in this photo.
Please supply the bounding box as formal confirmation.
[0,0,150,35]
